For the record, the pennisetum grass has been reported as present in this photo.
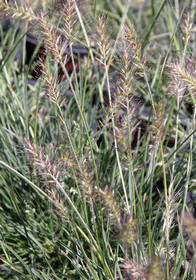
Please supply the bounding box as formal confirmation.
[1,1,196,279]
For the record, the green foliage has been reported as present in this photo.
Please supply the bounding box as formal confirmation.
[1,0,196,279]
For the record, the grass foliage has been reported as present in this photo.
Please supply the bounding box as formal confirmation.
[1,0,196,279]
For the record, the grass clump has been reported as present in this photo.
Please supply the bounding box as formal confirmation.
[1,0,196,279]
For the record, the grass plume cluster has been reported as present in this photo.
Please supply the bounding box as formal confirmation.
[1,0,196,279]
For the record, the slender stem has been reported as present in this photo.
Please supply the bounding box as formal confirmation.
[171,95,180,181]
[74,1,95,63]
[160,141,169,279]
[147,143,158,257]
